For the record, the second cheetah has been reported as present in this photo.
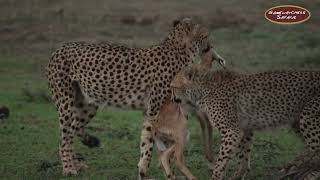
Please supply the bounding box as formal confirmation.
[170,65,320,180]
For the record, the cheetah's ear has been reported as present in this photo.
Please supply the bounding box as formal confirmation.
[173,19,180,27]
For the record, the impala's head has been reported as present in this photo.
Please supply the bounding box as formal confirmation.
[200,46,226,69]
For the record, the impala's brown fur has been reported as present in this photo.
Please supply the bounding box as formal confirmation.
[154,97,196,180]
[153,48,225,180]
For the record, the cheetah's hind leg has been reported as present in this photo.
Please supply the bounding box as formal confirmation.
[279,95,320,180]
[277,150,320,180]
[52,77,87,175]
[72,81,100,148]
[64,81,99,170]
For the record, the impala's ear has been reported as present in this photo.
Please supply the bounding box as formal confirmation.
[211,49,226,69]
[173,19,180,27]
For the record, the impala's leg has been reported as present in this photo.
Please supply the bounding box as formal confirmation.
[159,145,176,180]
[195,110,213,163]
[174,135,197,180]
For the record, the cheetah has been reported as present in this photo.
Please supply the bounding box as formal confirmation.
[46,18,226,177]
[170,65,320,180]
[153,97,196,180]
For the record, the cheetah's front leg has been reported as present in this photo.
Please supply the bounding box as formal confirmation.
[138,119,154,180]
[230,131,253,180]
[58,103,80,176]
[138,86,167,179]
[212,128,243,180]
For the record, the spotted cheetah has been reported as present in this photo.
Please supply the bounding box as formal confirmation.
[46,18,225,177]
[170,65,320,180]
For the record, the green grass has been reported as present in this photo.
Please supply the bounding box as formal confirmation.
[0,0,319,179]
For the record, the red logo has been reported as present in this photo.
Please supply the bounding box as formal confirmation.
[265,5,311,24]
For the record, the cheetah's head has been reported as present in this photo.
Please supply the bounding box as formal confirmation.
[171,64,239,104]
[167,18,226,68]
[167,18,209,51]
[170,64,208,105]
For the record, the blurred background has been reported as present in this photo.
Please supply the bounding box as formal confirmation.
[0,0,319,179]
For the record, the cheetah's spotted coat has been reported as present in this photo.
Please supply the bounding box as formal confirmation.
[46,18,223,178]
[171,65,320,180]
